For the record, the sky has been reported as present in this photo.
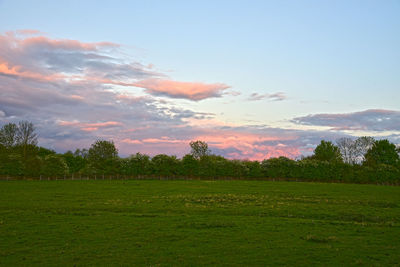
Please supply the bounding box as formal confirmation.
[0,0,399,160]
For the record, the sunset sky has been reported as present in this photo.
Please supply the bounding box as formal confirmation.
[0,0,399,160]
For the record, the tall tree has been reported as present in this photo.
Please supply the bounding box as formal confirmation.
[0,123,18,148]
[16,121,38,147]
[354,136,375,164]
[88,140,118,174]
[364,139,399,166]
[122,152,150,176]
[313,140,343,163]
[15,121,38,160]
[190,140,211,159]
[336,137,357,164]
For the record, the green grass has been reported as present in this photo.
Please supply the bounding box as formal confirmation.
[1,180,399,266]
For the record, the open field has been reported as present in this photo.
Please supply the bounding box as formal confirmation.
[1,180,400,266]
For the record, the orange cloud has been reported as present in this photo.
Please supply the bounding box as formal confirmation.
[191,130,300,160]
[134,79,231,100]
[0,61,65,82]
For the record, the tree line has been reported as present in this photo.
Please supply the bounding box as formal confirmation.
[1,121,399,184]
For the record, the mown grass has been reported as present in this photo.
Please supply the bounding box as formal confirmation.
[0,180,399,266]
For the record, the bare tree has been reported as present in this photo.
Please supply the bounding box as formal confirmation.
[336,137,356,164]
[16,121,38,147]
[0,123,18,148]
[15,121,38,159]
[336,136,376,164]
[354,136,375,164]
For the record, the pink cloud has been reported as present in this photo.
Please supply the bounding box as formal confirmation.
[58,120,123,131]
[18,35,119,51]
[121,138,142,145]
[191,130,301,160]
[81,127,98,132]
[142,137,188,144]
[16,29,43,35]
[117,128,304,161]
[70,95,84,101]
[134,79,231,101]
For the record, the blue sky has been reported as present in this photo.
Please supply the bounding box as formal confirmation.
[0,0,399,159]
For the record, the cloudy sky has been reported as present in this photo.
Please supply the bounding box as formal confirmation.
[0,0,399,159]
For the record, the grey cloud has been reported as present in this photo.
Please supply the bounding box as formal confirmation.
[248,92,287,101]
[292,109,400,131]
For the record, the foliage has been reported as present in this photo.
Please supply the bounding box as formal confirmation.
[181,154,199,177]
[121,152,151,177]
[151,154,180,177]
[364,139,400,166]
[313,140,343,163]
[190,140,211,159]
[0,123,18,148]
[41,155,69,177]
[62,150,87,174]
[87,140,119,174]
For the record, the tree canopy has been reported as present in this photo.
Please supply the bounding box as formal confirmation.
[364,139,399,166]
[313,140,343,163]
[190,140,210,159]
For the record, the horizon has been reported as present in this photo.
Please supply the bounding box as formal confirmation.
[0,1,399,160]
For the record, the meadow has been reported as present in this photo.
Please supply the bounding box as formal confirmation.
[1,180,399,266]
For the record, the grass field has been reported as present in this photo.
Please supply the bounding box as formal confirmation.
[1,180,399,266]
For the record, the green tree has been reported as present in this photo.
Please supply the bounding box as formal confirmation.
[182,154,199,177]
[313,140,343,163]
[37,147,56,158]
[190,140,211,159]
[242,160,262,178]
[88,140,119,174]
[151,154,179,177]
[0,123,18,148]
[122,152,151,177]
[261,157,296,178]
[364,139,399,166]
[42,155,69,177]
[62,150,87,174]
